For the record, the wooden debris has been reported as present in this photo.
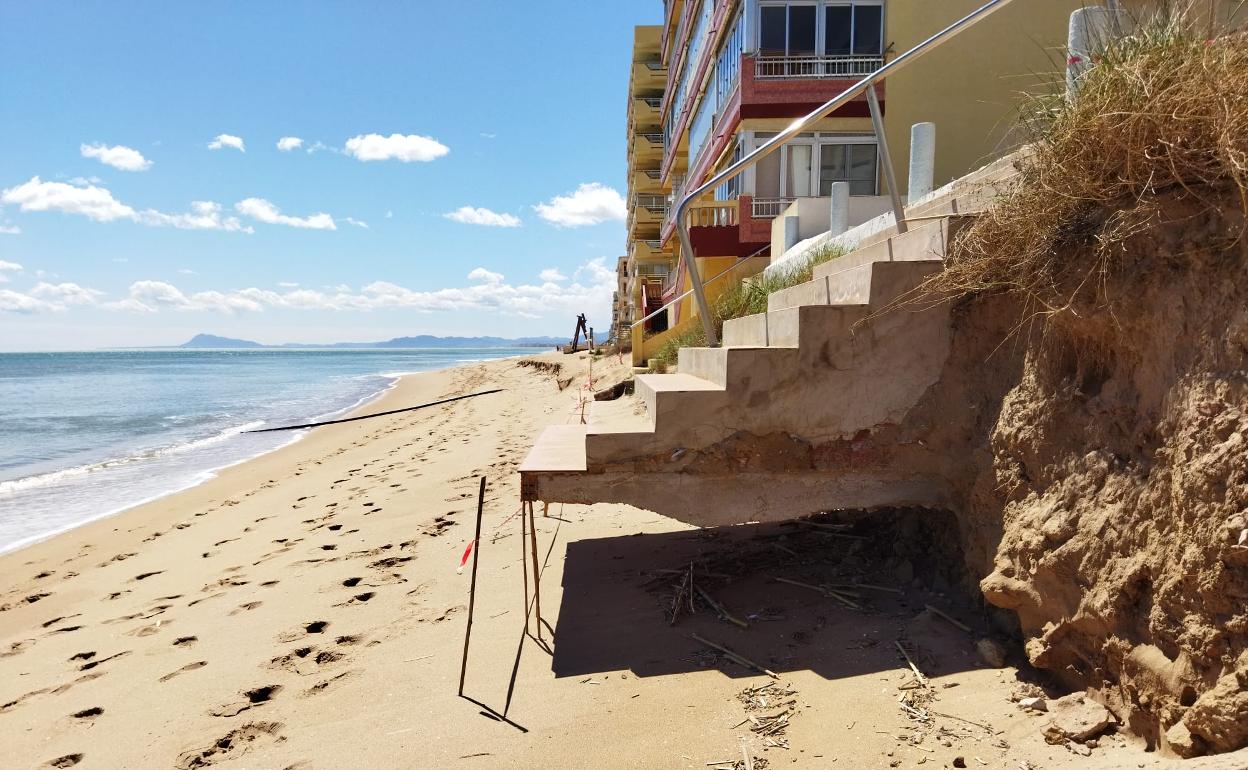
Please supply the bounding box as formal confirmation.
[695,586,749,629]
[924,603,972,633]
[894,641,929,687]
[692,633,778,679]
[774,577,862,610]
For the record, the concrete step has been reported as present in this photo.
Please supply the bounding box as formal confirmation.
[768,263,873,312]
[678,345,801,390]
[518,425,587,474]
[815,217,949,282]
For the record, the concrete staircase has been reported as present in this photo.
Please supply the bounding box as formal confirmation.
[520,157,1018,527]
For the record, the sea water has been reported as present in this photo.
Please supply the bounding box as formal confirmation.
[0,349,530,553]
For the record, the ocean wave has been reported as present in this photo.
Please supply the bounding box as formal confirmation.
[0,420,266,497]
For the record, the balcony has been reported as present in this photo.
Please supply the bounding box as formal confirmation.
[629,194,669,237]
[750,197,796,219]
[630,238,670,265]
[630,132,665,164]
[754,55,884,80]
[631,59,667,94]
[631,96,663,129]
[631,168,663,194]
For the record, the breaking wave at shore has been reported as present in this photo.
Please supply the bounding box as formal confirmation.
[0,348,529,553]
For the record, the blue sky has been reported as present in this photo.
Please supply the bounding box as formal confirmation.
[0,1,659,350]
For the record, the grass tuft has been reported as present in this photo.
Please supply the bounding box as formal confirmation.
[916,4,1248,325]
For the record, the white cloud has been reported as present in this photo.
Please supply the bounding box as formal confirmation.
[534,183,627,228]
[343,133,449,163]
[467,267,505,284]
[1,177,250,232]
[276,136,304,152]
[208,134,245,152]
[539,268,568,282]
[345,217,369,229]
[80,143,153,172]
[480,132,497,139]
[444,206,521,228]
[0,224,22,235]
[2,176,135,221]
[235,198,336,230]
[0,289,60,313]
[384,210,394,219]
[137,201,252,232]
[3,255,617,320]
[306,141,330,154]
[178,268,198,275]
[30,281,103,305]
[0,260,21,272]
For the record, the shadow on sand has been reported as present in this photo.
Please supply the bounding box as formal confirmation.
[551,513,994,684]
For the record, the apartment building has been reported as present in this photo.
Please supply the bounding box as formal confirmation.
[623,0,1087,365]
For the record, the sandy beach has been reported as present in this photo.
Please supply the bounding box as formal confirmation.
[1,351,1243,769]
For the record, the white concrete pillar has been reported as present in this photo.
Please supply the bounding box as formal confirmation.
[1067,7,1115,98]
[908,122,936,203]
[783,215,801,252]
[829,181,850,237]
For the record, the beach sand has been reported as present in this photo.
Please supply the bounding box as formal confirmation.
[2,351,1244,769]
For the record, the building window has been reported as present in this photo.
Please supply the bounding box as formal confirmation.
[757,1,884,75]
[759,3,818,58]
[752,133,878,198]
[819,143,878,196]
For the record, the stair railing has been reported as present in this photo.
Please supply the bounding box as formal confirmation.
[676,0,1021,348]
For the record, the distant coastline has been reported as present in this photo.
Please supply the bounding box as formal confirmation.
[169,332,566,349]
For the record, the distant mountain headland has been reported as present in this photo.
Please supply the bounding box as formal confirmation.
[178,333,565,349]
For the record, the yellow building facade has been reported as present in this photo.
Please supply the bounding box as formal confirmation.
[624,0,1118,365]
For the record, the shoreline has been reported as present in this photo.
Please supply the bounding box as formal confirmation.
[0,350,530,557]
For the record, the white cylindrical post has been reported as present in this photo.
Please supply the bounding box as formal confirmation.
[829,181,850,237]
[1067,7,1114,98]
[783,215,801,252]
[908,122,936,203]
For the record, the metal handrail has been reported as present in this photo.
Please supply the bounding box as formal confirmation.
[675,0,1020,347]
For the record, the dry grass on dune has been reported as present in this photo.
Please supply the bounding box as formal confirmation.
[922,5,1248,321]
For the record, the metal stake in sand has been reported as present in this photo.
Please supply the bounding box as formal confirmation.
[457,476,488,697]
[527,501,544,642]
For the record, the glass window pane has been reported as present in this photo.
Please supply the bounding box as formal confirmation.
[789,6,817,56]
[787,144,813,198]
[853,5,883,56]
[756,151,782,198]
[819,145,848,196]
[760,7,787,56]
[848,144,877,181]
[825,6,853,55]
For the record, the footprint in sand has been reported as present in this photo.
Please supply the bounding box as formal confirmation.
[43,754,83,768]
[209,684,282,717]
[228,602,263,615]
[172,636,197,647]
[159,661,207,682]
[176,722,285,770]
[71,706,103,720]
[301,670,359,697]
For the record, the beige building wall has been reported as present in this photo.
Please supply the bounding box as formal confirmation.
[882,0,1086,196]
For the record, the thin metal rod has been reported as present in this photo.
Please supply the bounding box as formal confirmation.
[527,501,543,643]
[458,475,488,697]
[867,84,908,235]
[673,0,1018,345]
[520,498,529,637]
